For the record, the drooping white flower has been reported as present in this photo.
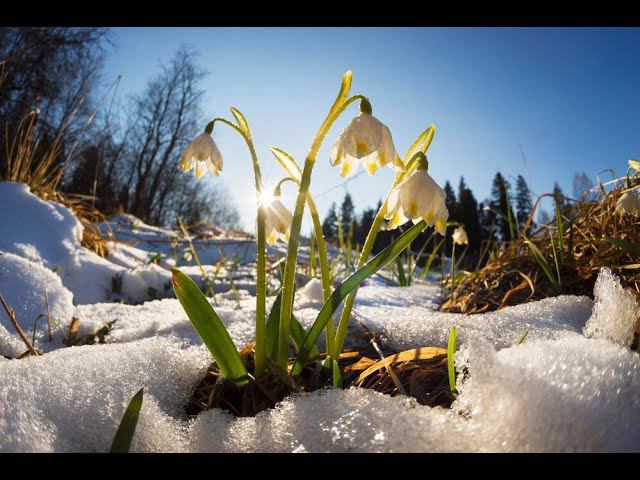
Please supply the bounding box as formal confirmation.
[180,133,223,179]
[260,194,293,245]
[384,170,449,235]
[330,113,404,177]
[452,226,469,246]
[615,190,640,215]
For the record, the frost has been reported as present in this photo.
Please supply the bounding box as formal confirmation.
[584,267,638,347]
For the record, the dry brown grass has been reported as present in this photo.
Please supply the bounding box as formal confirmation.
[3,110,110,258]
[441,184,640,314]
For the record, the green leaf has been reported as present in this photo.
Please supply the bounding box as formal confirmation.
[447,327,458,393]
[110,388,144,453]
[517,327,530,345]
[396,255,407,286]
[338,70,353,103]
[554,194,564,263]
[270,147,302,183]
[522,236,558,287]
[171,268,249,386]
[404,124,435,166]
[292,220,428,376]
[332,359,343,388]
[265,292,318,360]
[603,235,640,256]
[230,107,251,137]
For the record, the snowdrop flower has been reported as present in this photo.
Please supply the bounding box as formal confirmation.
[183,251,193,262]
[615,190,640,215]
[629,159,640,174]
[180,133,223,179]
[384,169,449,235]
[452,226,469,246]
[329,112,404,177]
[260,193,293,245]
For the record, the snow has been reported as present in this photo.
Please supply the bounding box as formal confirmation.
[1,181,639,452]
[300,277,324,304]
[0,252,74,355]
[584,267,638,347]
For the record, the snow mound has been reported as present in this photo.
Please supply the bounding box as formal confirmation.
[354,284,593,350]
[454,336,640,452]
[0,337,207,452]
[0,182,187,305]
[191,336,640,452]
[0,252,74,355]
[300,277,324,304]
[584,267,638,347]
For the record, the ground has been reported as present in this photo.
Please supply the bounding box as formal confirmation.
[0,182,638,452]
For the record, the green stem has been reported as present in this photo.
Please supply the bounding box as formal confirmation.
[276,94,364,369]
[450,244,456,297]
[275,177,335,355]
[210,117,267,377]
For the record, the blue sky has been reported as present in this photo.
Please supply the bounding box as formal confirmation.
[104,27,640,232]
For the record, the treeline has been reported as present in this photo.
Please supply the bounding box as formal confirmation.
[0,27,240,230]
[321,172,593,269]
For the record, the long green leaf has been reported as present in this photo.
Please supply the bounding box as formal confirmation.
[110,388,143,453]
[396,255,407,286]
[270,147,302,183]
[265,292,319,360]
[292,220,428,376]
[554,194,564,263]
[447,327,458,393]
[171,268,249,386]
[603,235,640,256]
[522,236,558,287]
[230,107,251,138]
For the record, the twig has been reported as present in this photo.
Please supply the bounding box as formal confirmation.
[0,293,41,356]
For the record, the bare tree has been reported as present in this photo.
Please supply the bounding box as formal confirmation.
[0,28,109,173]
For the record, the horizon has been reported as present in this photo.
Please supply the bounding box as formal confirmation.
[103,27,640,232]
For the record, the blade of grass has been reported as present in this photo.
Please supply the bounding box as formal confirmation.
[292,220,428,376]
[110,388,143,453]
[171,268,249,386]
[447,327,458,393]
[522,235,559,287]
[603,235,640,256]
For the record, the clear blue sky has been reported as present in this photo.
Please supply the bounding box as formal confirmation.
[103,27,640,232]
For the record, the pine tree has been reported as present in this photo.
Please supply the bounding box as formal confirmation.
[358,206,376,248]
[573,172,595,201]
[322,202,338,241]
[457,177,481,252]
[553,182,567,209]
[444,181,458,222]
[340,193,356,237]
[489,172,516,242]
[515,174,534,234]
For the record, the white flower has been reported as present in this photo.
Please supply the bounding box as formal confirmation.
[452,226,469,246]
[384,170,449,235]
[329,113,404,177]
[183,251,193,262]
[629,159,640,173]
[180,133,223,179]
[261,195,293,245]
[616,190,640,215]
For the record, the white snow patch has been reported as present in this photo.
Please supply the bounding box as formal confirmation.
[584,267,638,347]
[0,252,74,354]
[300,278,324,305]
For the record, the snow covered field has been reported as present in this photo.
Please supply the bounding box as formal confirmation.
[0,182,638,452]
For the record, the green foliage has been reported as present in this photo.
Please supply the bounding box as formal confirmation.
[110,388,144,453]
[447,327,458,393]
